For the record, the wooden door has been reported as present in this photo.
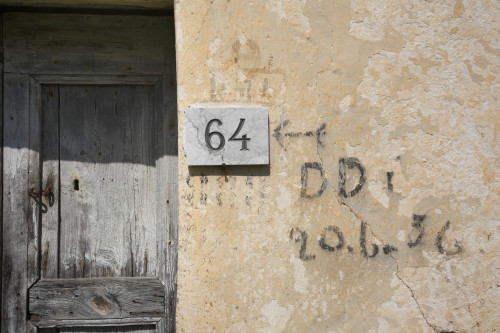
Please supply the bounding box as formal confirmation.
[1,12,178,332]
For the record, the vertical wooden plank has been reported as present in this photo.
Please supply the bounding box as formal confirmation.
[27,77,41,287]
[161,18,178,333]
[155,78,167,333]
[27,76,42,333]
[0,12,4,333]
[40,85,60,280]
[58,85,94,279]
[155,74,178,333]
[2,73,30,333]
[39,85,60,333]
[125,85,159,280]
[58,85,159,281]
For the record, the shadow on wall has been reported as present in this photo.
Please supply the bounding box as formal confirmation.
[188,164,270,177]
[4,82,178,166]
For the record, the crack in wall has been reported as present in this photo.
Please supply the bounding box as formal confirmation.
[389,251,443,333]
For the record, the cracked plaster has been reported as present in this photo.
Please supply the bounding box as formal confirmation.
[174,0,500,332]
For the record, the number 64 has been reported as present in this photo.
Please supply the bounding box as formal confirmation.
[205,118,250,151]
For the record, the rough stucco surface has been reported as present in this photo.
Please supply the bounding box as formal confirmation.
[174,0,500,332]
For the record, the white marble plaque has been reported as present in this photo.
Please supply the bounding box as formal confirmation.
[185,107,269,166]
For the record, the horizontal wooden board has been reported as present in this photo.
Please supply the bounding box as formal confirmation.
[4,13,175,75]
[29,277,165,328]
[0,0,173,9]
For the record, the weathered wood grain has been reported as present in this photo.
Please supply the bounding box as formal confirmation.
[58,85,160,279]
[2,73,30,333]
[34,75,160,85]
[4,13,175,75]
[61,326,156,333]
[29,277,165,328]
[27,77,42,333]
[27,77,41,288]
[0,0,173,9]
[0,14,3,333]
[41,85,60,280]
[3,13,178,333]
[155,75,178,333]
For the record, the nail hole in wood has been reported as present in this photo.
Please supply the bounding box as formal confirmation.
[73,179,79,191]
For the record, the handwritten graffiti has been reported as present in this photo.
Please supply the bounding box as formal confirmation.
[339,157,366,198]
[360,221,379,258]
[436,221,463,255]
[273,121,327,150]
[319,225,344,252]
[301,162,328,198]
[290,227,316,261]
[290,217,459,261]
[292,155,463,260]
[407,214,426,248]
[386,171,394,192]
[300,158,368,199]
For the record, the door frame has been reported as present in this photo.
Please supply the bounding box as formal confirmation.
[1,10,178,333]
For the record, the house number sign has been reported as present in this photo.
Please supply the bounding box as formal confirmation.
[185,107,269,166]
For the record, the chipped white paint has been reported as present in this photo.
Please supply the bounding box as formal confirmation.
[290,252,308,294]
[260,300,294,333]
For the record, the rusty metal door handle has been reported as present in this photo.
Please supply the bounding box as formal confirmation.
[29,186,54,212]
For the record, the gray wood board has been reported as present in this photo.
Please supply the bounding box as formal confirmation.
[0,0,173,9]
[29,277,165,328]
[4,13,175,75]
[157,75,178,333]
[2,73,31,332]
[3,11,178,332]
[41,85,60,280]
[57,84,160,279]
[27,77,42,333]
[0,14,3,333]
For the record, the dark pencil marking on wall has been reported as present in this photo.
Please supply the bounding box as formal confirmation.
[382,244,398,254]
[347,246,353,252]
[200,193,207,204]
[301,162,328,198]
[319,225,344,252]
[290,228,315,261]
[339,157,366,198]
[360,221,379,258]
[387,171,394,192]
[200,174,208,184]
[216,193,222,206]
[273,120,327,150]
[436,221,462,255]
[408,214,426,248]
[246,175,253,186]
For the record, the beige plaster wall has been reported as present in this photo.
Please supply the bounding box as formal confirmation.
[174,0,500,332]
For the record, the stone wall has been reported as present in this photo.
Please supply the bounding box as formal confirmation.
[174,0,500,331]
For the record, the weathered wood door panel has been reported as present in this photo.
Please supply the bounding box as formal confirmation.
[2,13,177,333]
[56,84,160,279]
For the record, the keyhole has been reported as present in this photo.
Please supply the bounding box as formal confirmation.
[73,179,79,191]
